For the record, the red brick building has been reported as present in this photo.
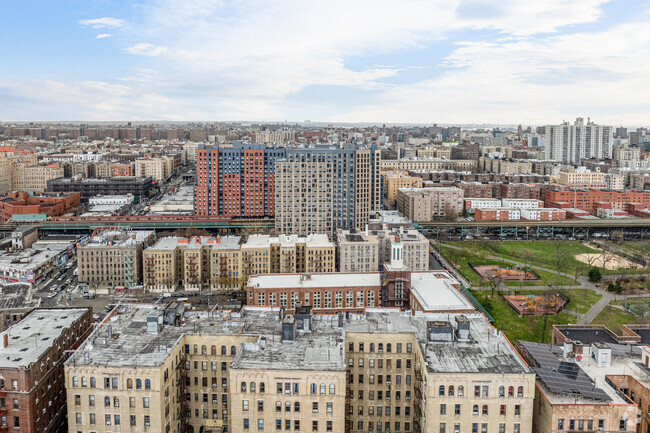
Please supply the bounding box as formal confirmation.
[0,308,92,433]
[195,143,285,217]
[0,192,80,222]
[475,208,521,221]
[544,187,650,212]
[109,163,134,177]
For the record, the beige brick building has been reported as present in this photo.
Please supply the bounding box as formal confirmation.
[10,163,64,193]
[380,159,478,172]
[142,234,335,292]
[556,167,607,189]
[135,156,173,181]
[0,147,39,194]
[337,228,429,273]
[397,187,464,221]
[416,146,452,159]
[65,306,534,433]
[382,172,423,207]
[274,146,381,235]
[77,228,156,292]
[479,157,533,175]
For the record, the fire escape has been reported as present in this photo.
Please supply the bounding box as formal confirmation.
[186,255,199,289]
[413,368,424,433]
[0,388,7,433]
[177,351,189,433]
[145,255,156,291]
[123,250,135,291]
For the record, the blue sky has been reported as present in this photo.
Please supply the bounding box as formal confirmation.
[1,0,649,124]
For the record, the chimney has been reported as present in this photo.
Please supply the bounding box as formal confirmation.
[3,334,8,348]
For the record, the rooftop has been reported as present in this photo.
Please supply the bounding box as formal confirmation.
[409,272,473,312]
[247,272,381,289]
[85,228,154,248]
[0,308,88,369]
[243,234,333,249]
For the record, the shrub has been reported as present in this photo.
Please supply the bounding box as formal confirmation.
[588,267,602,282]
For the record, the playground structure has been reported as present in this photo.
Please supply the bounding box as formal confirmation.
[471,264,539,281]
[503,293,569,316]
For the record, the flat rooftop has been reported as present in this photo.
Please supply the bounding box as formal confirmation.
[243,234,333,249]
[247,272,381,289]
[85,229,154,248]
[409,272,473,312]
[1,308,88,369]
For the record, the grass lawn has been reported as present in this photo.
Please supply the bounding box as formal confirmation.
[470,289,582,344]
[611,298,650,316]
[591,306,644,334]
[440,244,579,288]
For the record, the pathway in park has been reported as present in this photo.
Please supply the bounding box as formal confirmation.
[439,242,650,325]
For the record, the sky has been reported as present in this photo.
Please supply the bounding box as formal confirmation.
[0,0,649,125]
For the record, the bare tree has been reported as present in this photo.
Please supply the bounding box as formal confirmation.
[540,288,557,343]
[600,247,616,270]
[486,270,505,298]
[554,241,569,282]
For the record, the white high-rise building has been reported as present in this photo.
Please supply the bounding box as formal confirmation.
[545,117,613,163]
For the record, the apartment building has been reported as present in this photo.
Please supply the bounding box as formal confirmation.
[65,305,530,433]
[196,142,285,217]
[543,187,650,212]
[519,340,637,433]
[0,308,92,433]
[475,208,521,222]
[380,159,477,172]
[416,146,452,159]
[479,157,533,175]
[337,228,429,273]
[545,117,613,163]
[11,163,64,193]
[520,208,566,221]
[556,167,606,189]
[382,172,423,206]
[0,147,38,194]
[134,156,173,181]
[253,129,295,144]
[464,198,501,213]
[275,145,381,235]
[396,187,464,221]
[77,228,156,292]
[142,234,334,292]
[630,173,650,190]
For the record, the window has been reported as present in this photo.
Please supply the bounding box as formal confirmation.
[327,402,333,414]
[105,397,111,407]
[440,423,446,433]
[517,386,523,398]
[90,413,96,424]
[557,420,565,431]
[89,395,95,406]
[90,377,96,388]
[440,404,446,415]
[500,405,506,416]
[370,343,375,352]
[313,421,318,432]
[276,401,282,412]
[311,383,316,394]
[295,402,300,412]
[387,343,392,353]
[258,419,264,430]
[127,378,133,389]
[508,386,514,397]
[76,413,82,424]
[499,386,504,397]
[455,404,461,415]
[458,386,464,397]
[143,397,150,408]
[448,386,454,396]
[242,382,247,392]
[81,377,87,387]
[473,405,479,416]
[136,378,142,389]
[330,384,335,394]
[482,405,488,415]
[515,405,520,416]
[114,414,121,425]
[243,400,249,411]
[73,376,79,387]
[439,386,445,396]
[619,419,627,431]
[250,382,256,393]
[244,419,250,430]
[313,402,319,413]
[320,384,326,395]
[145,379,151,390]
[259,401,265,412]
[514,424,520,433]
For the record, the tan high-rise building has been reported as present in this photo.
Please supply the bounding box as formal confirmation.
[397,187,464,221]
[556,167,607,189]
[275,146,381,235]
[382,172,423,207]
[64,306,533,433]
[0,147,39,194]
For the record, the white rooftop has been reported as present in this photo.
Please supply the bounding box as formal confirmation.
[248,272,381,289]
[243,234,333,249]
[409,272,474,312]
[0,309,88,369]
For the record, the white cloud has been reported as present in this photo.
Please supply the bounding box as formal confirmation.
[96,33,112,39]
[125,43,169,57]
[78,17,125,29]
[335,20,650,124]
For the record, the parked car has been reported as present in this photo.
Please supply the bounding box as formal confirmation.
[82,292,96,299]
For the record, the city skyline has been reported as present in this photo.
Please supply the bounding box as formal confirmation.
[1,0,649,124]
